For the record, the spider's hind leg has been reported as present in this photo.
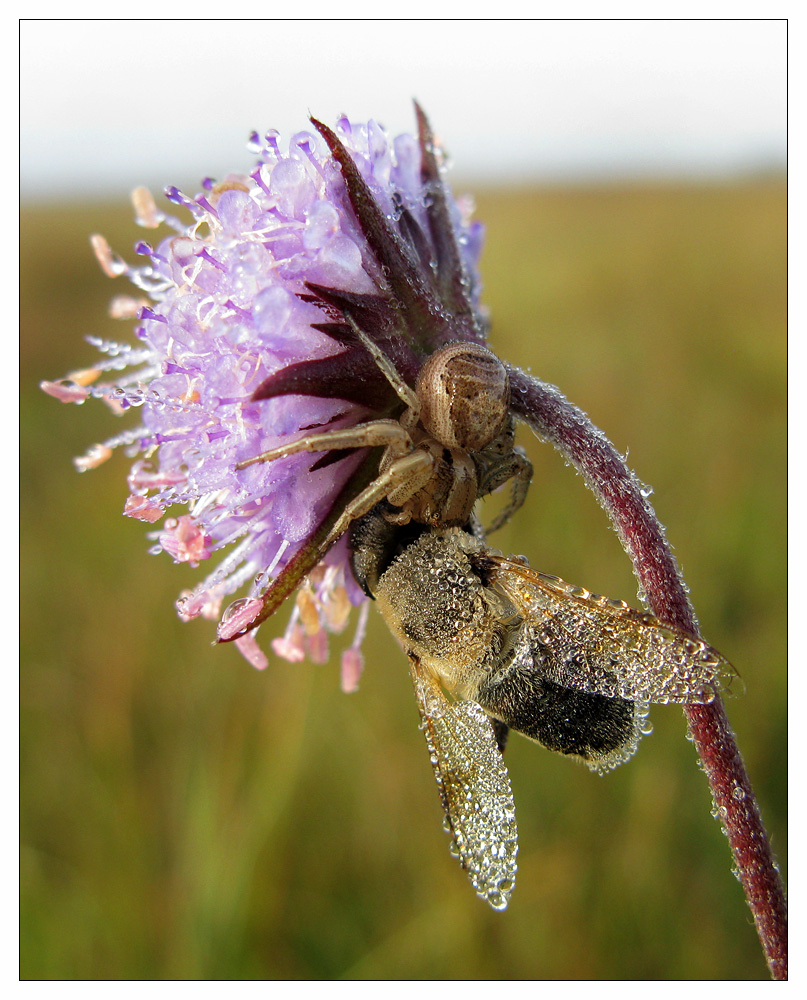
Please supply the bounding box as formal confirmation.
[346,317,421,432]
[477,446,533,535]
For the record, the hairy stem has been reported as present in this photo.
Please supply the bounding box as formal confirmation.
[509,367,787,980]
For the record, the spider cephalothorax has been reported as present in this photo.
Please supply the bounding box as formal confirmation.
[237,333,532,548]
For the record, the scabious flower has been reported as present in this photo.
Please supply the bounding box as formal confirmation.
[42,106,487,688]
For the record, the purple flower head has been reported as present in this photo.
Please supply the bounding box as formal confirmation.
[42,105,486,687]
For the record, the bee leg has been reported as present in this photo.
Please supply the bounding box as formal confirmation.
[490,718,510,754]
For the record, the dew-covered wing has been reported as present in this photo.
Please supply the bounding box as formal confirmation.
[486,556,736,705]
[409,657,518,911]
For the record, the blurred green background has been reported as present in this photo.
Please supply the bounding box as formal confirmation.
[21,178,785,980]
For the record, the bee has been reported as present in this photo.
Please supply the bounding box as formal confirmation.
[237,328,733,910]
[349,509,735,910]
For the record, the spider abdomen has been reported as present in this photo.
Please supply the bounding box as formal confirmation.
[416,343,510,452]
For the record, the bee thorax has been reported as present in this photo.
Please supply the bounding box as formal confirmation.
[374,527,513,694]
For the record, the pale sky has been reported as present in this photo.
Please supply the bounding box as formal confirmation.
[20,19,786,199]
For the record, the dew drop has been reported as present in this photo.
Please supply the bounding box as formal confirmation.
[484,888,509,911]
[218,596,264,640]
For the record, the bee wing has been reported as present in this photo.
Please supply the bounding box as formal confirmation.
[484,556,737,706]
[409,656,518,911]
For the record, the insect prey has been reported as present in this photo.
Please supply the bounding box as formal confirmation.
[239,324,735,911]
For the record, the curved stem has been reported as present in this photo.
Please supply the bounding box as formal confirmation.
[509,367,787,980]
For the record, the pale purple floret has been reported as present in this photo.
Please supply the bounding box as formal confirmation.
[41,114,485,684]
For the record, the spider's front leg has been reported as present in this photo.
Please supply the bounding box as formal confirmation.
[235,419,414,471]
[321,448,437,550]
